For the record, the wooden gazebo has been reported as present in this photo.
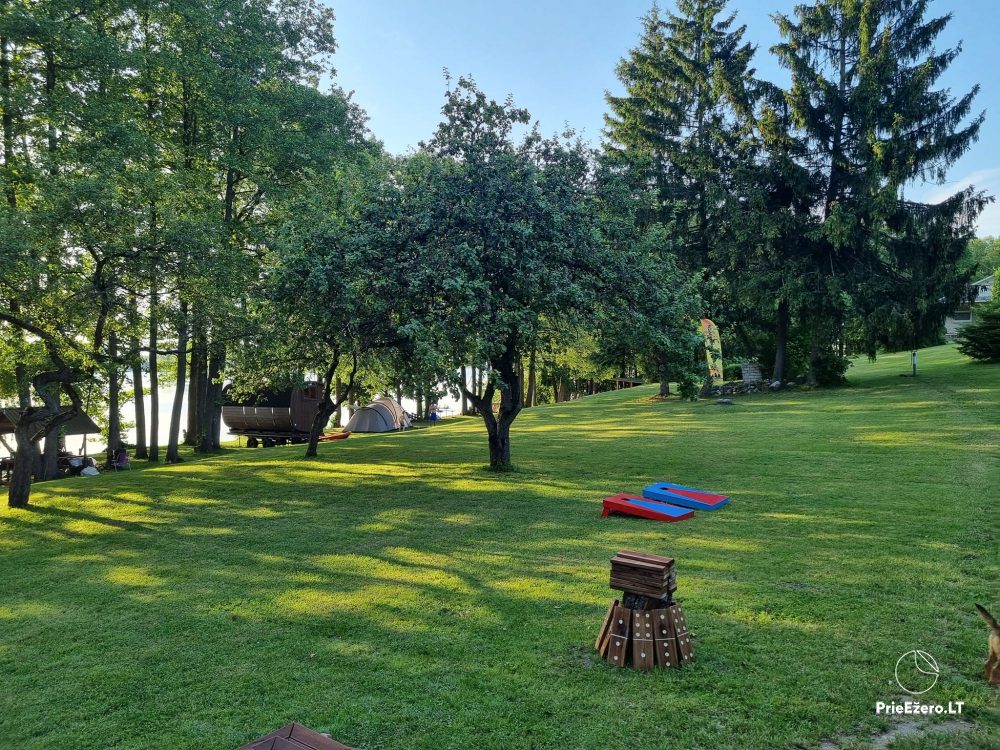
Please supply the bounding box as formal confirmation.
[0,408,100,440]
[238,723,352,750]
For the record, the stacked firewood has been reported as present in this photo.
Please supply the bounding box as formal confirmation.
[594,550,694,670]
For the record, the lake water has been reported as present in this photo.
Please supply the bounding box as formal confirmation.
[2,384,464,458]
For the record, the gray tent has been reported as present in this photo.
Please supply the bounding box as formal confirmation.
[344,398,411,433]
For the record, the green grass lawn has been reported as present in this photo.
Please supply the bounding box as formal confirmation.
[1,344,998,750]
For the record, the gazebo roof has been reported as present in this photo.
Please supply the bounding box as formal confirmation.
[0,409,100,439]
[238,723,352,750]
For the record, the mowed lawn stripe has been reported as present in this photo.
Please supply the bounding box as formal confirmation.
[0,344,997,749]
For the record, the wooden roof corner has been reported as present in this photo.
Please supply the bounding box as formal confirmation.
[237,723,353,750]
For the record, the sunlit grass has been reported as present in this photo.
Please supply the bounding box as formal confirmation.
[0,344,998,749]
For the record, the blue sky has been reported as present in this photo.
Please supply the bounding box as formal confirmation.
[330,0,1000,235]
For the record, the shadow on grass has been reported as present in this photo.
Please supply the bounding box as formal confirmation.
[0,344,997,749]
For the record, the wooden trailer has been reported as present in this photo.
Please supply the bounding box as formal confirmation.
[222,382,324,447]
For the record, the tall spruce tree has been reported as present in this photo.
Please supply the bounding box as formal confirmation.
[604,1,756,392]
[603,5,673,227]
[604,0,756,267]
[719,86,821,383]
[773,0,987,371]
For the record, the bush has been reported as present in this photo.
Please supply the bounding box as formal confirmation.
[956,303,1000,362]
[784,339,850,385]
[809,348,851,385]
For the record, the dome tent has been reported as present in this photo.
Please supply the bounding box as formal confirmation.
[344,398,411,433]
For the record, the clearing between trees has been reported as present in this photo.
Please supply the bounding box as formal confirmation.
[1,345,997,750]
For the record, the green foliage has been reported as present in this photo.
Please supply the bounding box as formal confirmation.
[715,83,824,380]
[0,0,372,498]
[374,76,609,466]
[965,237,1000,280]
[533,327,618,402]
[956,302,1000,362]
[1,345,997,749]
[604,0,755,268]
[419,77,603,360]
[773,0,988,358]
[604,226,705,397]
[227,152,405,451]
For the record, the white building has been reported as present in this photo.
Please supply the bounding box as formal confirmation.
[945,274,994,337]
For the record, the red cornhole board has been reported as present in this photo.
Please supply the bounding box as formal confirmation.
[601,494,694,523]
[643,482,729,511]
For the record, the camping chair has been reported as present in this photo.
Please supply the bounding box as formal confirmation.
[110,449,132,471]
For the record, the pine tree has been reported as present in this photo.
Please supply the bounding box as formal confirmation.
[604,1,756,393]
[604,0,756,268]
[603,5,673,227]
[773,0,988,367]
[721,86,821,382]
[956,301,1000,363]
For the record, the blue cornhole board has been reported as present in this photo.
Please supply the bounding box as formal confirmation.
[643,482,730,511]
[621,497,694,520]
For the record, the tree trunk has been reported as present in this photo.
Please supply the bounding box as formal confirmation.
[184,345,199,446]
[466,343,521,471]
[131,341,148,459]
[7,426,37,508]
[460,366,469,414]
[32,381,61,480]
[806,341,820,387]
[185,323,205,446]
[1,30,17,208]
[15,363,29,407]
[166,302,188,463]
[208,376,224,452]
[487,415,513,468]
[305,359,354,458]
[41,426,60,480]
[107,329,121,459]
[305,400,336,458]
[526,349,536,407]
[148,290,159,462]
[333,376,343,428]
[491,376,521,468]
[773,298,789,382]
[7,395,77,507]
[557,378,568,403]
[198,339,224,452]
[656,356,670,397]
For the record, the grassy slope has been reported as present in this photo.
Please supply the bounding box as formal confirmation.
[0,345,997,750]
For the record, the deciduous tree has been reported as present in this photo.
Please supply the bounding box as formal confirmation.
[404,78,607,469]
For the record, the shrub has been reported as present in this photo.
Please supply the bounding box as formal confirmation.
[956,302,1000,362]
[809,348,851,385]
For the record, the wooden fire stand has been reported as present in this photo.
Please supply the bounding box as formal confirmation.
[594,550,694,670]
